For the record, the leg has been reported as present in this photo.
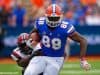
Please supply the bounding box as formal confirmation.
[22,69,25,75]
[22,67,26,75]
[44,57,64,75]
[44,64,59,75]
[39,73,43,75]
[24,56,46,75]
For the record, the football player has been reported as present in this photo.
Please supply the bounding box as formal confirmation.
[11,33,43,75]
[24,4,91,75]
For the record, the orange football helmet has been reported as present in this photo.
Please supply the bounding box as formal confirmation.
[45,4,63,28]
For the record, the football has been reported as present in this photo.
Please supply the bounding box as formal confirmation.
[30,32,41,42]
[27,32,41,48]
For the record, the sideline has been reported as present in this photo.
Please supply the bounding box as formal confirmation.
[0,56,100,64]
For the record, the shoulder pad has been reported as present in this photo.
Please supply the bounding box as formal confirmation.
[39,17,45,20]
[37,17,46,25]
[62,21,69,25]
[60,21,69,29]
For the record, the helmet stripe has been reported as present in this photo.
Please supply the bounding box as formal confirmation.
[52,4,56,15]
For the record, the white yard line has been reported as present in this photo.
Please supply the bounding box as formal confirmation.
[60,70,100,74]
[63,64,80,68]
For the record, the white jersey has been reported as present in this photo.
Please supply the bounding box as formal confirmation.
[11,43,42,61]
[11,47,31,61]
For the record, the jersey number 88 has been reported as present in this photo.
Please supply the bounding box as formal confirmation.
[42,35,61,50]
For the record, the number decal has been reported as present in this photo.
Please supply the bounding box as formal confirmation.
[52,38,61,50]
[42,36,50,48]
[61,24,67,28]
[42,35,61,50]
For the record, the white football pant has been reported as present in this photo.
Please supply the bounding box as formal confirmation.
[24,56,64,75]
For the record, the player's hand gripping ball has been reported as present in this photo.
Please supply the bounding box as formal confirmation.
[27,32,40,48]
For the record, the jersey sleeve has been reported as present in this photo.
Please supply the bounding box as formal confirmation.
[66,24,75,36]
[61,21,75,36]
[34,20,38,30]
[35,17,46,30]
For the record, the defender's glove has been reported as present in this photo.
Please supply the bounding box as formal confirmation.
[80,58,91,71]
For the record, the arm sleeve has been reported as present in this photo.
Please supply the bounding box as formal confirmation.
[67,24,75,36]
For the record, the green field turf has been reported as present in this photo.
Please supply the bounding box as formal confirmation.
[0,61,100,75]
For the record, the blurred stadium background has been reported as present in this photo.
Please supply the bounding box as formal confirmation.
[0,0,100,75]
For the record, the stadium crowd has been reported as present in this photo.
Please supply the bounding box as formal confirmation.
[0,0,100,28]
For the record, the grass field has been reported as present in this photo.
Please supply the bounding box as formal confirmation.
[0,57,100,75]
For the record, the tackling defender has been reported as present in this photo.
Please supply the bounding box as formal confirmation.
[11,33,43,75]
[24,4,91,75]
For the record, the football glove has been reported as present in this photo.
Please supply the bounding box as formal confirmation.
[80,58,91,71]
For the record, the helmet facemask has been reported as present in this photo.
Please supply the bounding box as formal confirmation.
[46,16,62,28]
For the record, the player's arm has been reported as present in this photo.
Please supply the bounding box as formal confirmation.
[27,24,41,48]
[17,48,43,68]
[27,32,41,48]
[11,53,20,62]
[11,48,21,61]
[66,23,87,58]
[17,56,30,67]
[69,31,91,70]
[11,48,29,67]
[11,50,25,67]
[69,31,87,58]
[11,52,30,67]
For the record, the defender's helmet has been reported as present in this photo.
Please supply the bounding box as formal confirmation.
[45,4,62,28]
[17,33,29,47]
[17,33,32,54]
